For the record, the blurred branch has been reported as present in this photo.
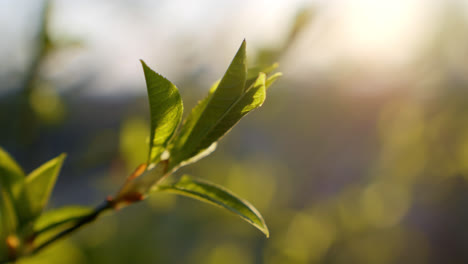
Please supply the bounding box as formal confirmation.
[30,200,112,256]
[14,0,53,146]
[255,7,314,65]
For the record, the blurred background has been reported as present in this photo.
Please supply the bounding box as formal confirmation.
[2,0,468,263]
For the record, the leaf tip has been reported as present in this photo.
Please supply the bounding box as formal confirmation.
[266,72,283,90]
[252,207,269,238]
[140,59,150,70]
[238,39,247,55]
[269,72,283,81]
[255,219,269,237]
[56,153,67,166]
[263,226,270,238]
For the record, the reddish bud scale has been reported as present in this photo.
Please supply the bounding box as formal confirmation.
[108,192,144,210]
[128,163,148,181]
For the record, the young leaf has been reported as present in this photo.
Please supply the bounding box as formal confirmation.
[167,80,219,168]
[18,154,66,223]
[169,40,248,167]
[246,62,278,89]
[266,72,282,90]
[156,175,269,237]
[34,206,93,235]
[0,187,19,261]
[196,73,266,153]
[0,148,25,231]
[174,142,217,168]
[0,187,18,238]
[247,63,278,80]
[170,71,267,170]
[0,147,25,194]
[141,60,183,165]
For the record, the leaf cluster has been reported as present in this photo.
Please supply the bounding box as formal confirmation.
[0,40,281,262]
[0,149,90,260]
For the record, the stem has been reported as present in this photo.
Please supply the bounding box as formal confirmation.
[0,200,112,263]
[0,160,173,263]
[31,200,112,255]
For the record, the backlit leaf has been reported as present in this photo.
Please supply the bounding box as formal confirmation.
[169,41,248,168]
[156,175,269,237]
[266,72,282,90]
[141,60,183,165]
[170,71,267,170]
[246,62,278,89]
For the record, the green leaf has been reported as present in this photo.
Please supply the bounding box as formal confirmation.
[0,148,25,235]
[0,147,25,195]
[0,187,18,260]
[266,72,282,90]
[168,41,282,170]
[167,80,218,167]
[174,142,217,168]
[34,206,93,235]
[0,187,18,238]
[169,40,248,167]
[247,63,278,80]
[156,175,269,237]
[246,62,278,89]
[141,60,183,165]
[18,154,66,223]
[196,73,266,153]
[170,71,267,170]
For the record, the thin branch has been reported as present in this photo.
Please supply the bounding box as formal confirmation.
[31,200,112,255]
[0,200,111,263]
[0,188,140,263]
